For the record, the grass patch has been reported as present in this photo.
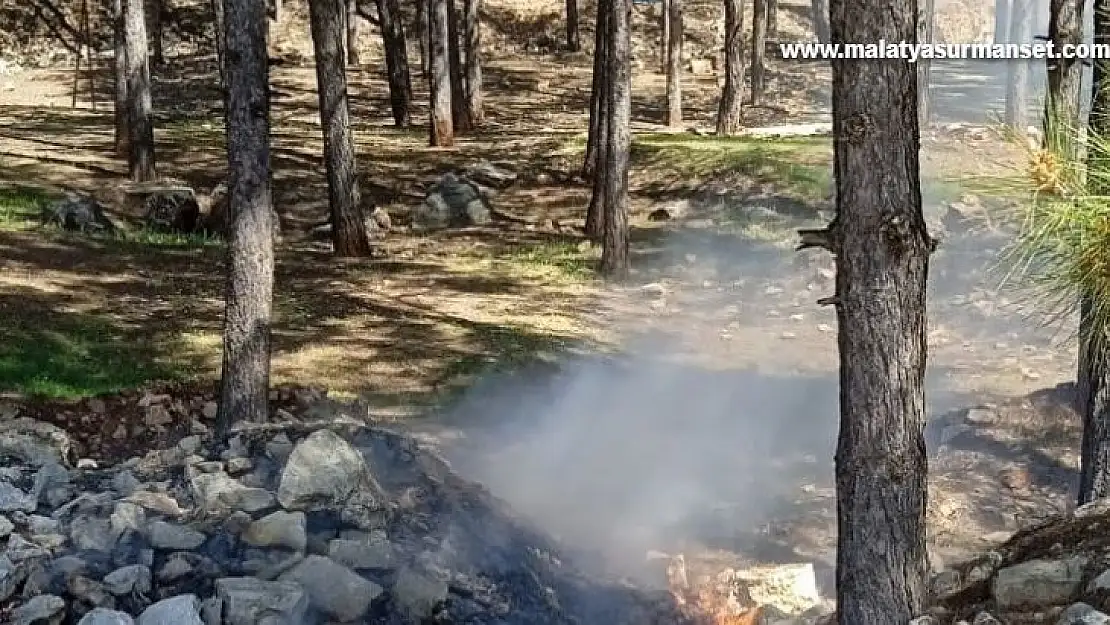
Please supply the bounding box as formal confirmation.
[0,309,194,399]
[0,185,50,230]
[496,240,598,280]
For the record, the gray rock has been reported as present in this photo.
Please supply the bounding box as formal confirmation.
[32,461,71,505]
[110,502,146,538]
[103,564,153,596]
[973,613,1002,625]
[276,430,386,514]
[77,608,135,625]
[327,537,394,569]
[392,566,449,621]
[146,521,206,550]
[6,533,49,562]
[0,481,36,513]
[242,511,307,551]
[190,471,276,515]
[265,435,294,463]
[0,418,74,466]
[199,597,221,625]
[993,557,1086,610]
[112,471,141,496]
[412,173,492,229]
[1059,603,1110,625]
[0,554,25,602]
[465,160,518,188]
[68,575,116,610]
[1089,568,1110,593]
[138,594,204,625]
[41,193,117,233]
[278,555,383,621]
[125,491,186,517]
[12,594,66,625]
[70,516,116,552]
[215,577,309,625]
[909,617,938,625]
[157,556,195,581]
[0,514,13,538]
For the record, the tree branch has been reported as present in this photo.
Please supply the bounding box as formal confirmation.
[816,296,839,306]
[796,227,833,252]
[29,0,83,53]
[356,2,381,26]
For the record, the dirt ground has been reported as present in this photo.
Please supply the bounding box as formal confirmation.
[0,0,1080,598]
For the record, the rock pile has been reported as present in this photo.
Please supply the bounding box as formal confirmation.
[917,497,1110,625]
[0,399,696,625]
[412,173,494,230]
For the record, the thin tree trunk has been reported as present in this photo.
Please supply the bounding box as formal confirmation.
[429,0,454,146]
[767,0,778,39]
[463,0,483,126]
[812,0,830,43]
[599,0,631,279]
[566,0,580,51]
[1044,0,1085,161]
[114,0,129,155]
[660,0,669,73]
[309,0,373,256]
[272,0,282,22]
[1077,0,1110,505]
[150,0,164,66]
[124,0,156,182]
[1005,0,1032,130]
[918,0,935,127]
[378,0,412,127]
[665,0,682,127]
[217,0,276,435]
[71,22,82,108]
[417,0,430,79]
[822,0,932,619]
[447,0,468,131]
[211,0,226,87]
[750,0,767,105]
[347,0,361,65]
[716,0,743,135]
[995,0,1012,44]
[584,0,610,185]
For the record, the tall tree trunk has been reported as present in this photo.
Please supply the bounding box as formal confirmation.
[417,0,430,79]
[463,0,483,127]
[124,0,156,182]
[447,0,469,131]
[584,0,610,192]
[1005,0,1032,130]
[566,0,580,51]
[346,0,361,65]
[378,0,412,127]
[211,0,226,87]
[149,0,164,66]
[995,0,1012,43]
[767,0,778,39]
[83,0,95,110]
[716,0,743,135]
[812,0,830,43]
[660,0,670,73]
[114,0,129,156]
[918,0,935,127]
[665,0,682,126]
[750,0,767,105]
[217,0,276,436]
[429,0,454,146]
[1077,0,1110,505]
[1044,0,1085,161]
[598,0,631,279]
[309,0,373,256]
[818,0,932,620]
[272,0,282,22]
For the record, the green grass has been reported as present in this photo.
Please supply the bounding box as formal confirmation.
[0,310,192,399]
[0,185,49,230]
[497,240,598,280]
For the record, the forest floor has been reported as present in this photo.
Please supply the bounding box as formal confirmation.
[0,0,1079,597]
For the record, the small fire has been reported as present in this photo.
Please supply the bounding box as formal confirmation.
[663,553,763,625]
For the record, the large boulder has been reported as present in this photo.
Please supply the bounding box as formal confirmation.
[412,172,492,229]
[40,192,118,233]
[113,182,201,233]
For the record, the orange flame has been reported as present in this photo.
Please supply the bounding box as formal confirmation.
[665,554,763,625]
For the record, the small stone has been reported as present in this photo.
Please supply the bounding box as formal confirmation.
[226,457,253,475]
[993,557,1086,609]
[242,511,307,551]
[0,515,13,538]
[103,564,153,596]
[202,402,218,420]
[112,424,128,440]
[265,434,294,462]
[112,471,141,496]
[70,516,115,552]
[144,405,172,428]
[137,594,204,625]
[0,554,22,602]
[215,577,309,625]
[392,566,449,621]
[157,556,195,582]
[327,537,394,569]
[1058,603,1110,625]
[126,491,186,517]
[276,430,386,513]
[278,555,382,621]
[12,594,66,625]
[146,520,207,550]
[68,575,116,610]
[177,436,202,456]
[77,458,98,469]
[110,502,146,537]
[190,471,275,515]
[973,613,1002,625]
[189,420,208,435]
[87,399,107,414]
[0,481,36,513]
[78,608,135,625]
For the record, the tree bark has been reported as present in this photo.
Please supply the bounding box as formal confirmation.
[217,0,276,435]
[566,0,580,51]
[767,0,778,39]
[272,0,282,22]
[660,0,669,73]
[917,0,935,127]
[114,0,129,156]
[417,0,430,79]
[211,0,226,87]
[447,0,469,132]
[995,0,1012,44]
[346,0,361,65]
[463,0,483,127]
[124,0,156,182]
[716,0,743,135]
[812,0,830,43]
[751,0,768,105]
[1005,0,1032,130]
[1078,0,1110,505]
[598,0,631,279]
[665,0,682,127]
[823,0,932,620]
[1044,0,1084,161]
[429,0,454,146]
[149,0,164,66]
[378,0,412,127]
[584,0,610,188]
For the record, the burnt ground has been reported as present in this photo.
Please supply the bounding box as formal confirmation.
[0,0,1080,603]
